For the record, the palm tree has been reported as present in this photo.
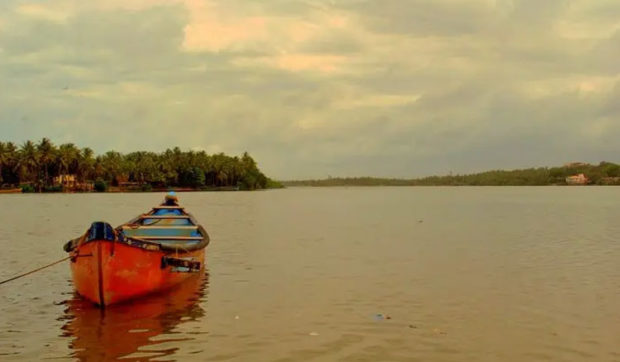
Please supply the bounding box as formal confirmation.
[0,142,7,184]
[160,151,179,186]
[99,151,124,184]
[57,143,80,176]
[37,138,56,186]
[2,142,18,185]
[77,147,95,182]
[17,141,39,185]
[94,156,106,180]
[211,153,229,187]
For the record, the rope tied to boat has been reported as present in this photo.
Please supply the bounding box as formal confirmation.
[0,256,71,286]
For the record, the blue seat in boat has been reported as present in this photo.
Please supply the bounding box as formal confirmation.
[123,227,200,238]
[153,208,183,216]
[156,239,203,247]
[142,218,193,226]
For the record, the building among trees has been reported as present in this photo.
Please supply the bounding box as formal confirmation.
[565,173,588,185]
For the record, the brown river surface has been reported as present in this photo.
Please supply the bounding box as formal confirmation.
[0,187,619,361]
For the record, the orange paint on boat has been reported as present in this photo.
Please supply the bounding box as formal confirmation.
[70,241,205,306]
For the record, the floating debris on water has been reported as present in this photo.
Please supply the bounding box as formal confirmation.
[374,313,391,320]
[309,332,319,336]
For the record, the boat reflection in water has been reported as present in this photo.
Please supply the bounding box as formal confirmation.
[60,272,208,361]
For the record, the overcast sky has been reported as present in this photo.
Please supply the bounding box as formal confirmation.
[0,0,618,179]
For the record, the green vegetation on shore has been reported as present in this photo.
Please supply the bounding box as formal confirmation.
[282,162,620,187]
[0,138,281,192]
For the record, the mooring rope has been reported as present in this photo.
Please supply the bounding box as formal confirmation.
[0,256,71,286]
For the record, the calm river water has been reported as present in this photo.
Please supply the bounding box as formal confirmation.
[0,187,618,361]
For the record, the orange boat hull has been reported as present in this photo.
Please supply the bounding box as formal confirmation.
[70,240,205,306]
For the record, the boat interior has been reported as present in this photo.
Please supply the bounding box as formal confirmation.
[120,205,206,249]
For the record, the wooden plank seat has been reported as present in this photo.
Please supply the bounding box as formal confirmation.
[122,225,200,238]
[122,235,205,249]
[141,215,191,219]
[139,216,194,227]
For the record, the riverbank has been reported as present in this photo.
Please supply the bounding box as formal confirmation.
[281,162,620,187]
[0,184,284,194]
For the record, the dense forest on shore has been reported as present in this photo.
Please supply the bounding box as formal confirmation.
[283,162,620,187]
[0,138,280,192]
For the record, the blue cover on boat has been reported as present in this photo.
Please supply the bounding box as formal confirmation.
[87,222,115,242]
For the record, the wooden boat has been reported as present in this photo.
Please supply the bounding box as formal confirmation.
[63,192,209,307]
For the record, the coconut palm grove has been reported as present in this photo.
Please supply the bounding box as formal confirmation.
[0,138,280,192]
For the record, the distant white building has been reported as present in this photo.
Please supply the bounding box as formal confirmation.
[566,173,588,185]
[53,174,77,188]
[53,174,93,191]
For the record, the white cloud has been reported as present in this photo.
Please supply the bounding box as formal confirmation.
[15,3,71,23]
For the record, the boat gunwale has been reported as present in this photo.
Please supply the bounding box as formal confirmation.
[120,204,209,251]
[65,201,210,253]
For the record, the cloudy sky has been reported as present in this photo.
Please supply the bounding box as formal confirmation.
[0,0,618,179]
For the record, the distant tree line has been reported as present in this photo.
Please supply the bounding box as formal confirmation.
[0,138,281,192]
[282,162,620,187]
